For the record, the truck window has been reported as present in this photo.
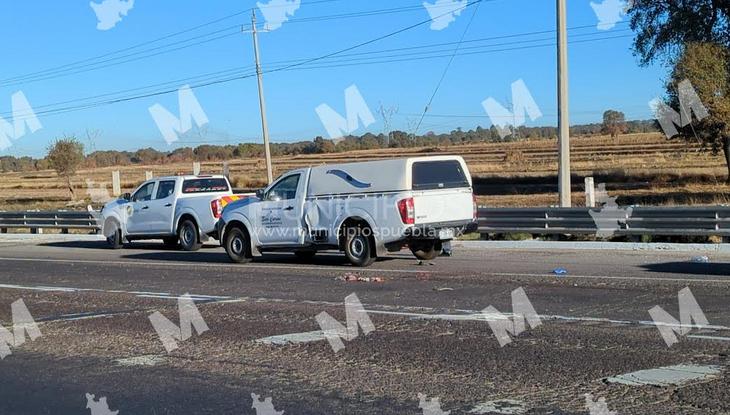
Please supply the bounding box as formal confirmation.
[412,160,470,190]
[156,180,176,199]
[132,182,155,202]
[182,178,229,194]
[266,174,300,201]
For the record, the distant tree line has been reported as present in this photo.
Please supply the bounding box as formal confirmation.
[0,120,659,173]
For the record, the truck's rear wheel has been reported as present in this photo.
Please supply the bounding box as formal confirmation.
[179,219,202,251]
[344,227,376,267]
[410,240,442,261]
[225,227,252,263]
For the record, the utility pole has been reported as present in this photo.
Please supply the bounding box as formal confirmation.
[557,0,571,207]
[251,10,273,184]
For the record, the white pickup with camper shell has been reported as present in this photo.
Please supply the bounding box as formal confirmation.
[217,156,478,267]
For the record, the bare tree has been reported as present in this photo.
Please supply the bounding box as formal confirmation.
[47,136,85,200]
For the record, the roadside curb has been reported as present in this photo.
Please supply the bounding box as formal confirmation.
[454,240,730,253]
[0,234,104,245]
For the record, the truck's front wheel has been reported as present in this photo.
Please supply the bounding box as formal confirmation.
[344,227,376,267]
[225,227,252,264]
[104,219,123,250]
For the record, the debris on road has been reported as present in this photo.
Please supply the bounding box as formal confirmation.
[433,287,454,292]
[417,260,436,266]
[552,267,568,276]
[691,255,710,263]
[335,273,384,283]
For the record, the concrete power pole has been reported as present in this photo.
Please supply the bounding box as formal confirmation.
[557,0,571,207]
[251,10,274,184]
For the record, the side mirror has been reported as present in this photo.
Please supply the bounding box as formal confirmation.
[122,193,131,201]
[255,189,264,199]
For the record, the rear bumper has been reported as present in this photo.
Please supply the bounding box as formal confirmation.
[404,220,478,240]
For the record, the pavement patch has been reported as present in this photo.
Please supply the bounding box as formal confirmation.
[114,355,166,367]
[469,399,527,414]
[256,330,327,346]
[604,364,723,387]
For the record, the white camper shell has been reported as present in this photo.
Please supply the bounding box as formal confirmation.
[218,155,478,267]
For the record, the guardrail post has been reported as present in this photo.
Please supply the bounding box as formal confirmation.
[145,171,153,181]
[223,162,230,179]
[585,177,595,207]
[193,162,201,175]
[112,171,121,196]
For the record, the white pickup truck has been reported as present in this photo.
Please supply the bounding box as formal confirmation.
[101,175,243,251]
[217,156,478,267]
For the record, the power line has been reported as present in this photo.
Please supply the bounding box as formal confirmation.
[1,32,632,121]
[0,0,347,87]
[0,0,468,88]
[1,0,487,120]
[412,0,482,135]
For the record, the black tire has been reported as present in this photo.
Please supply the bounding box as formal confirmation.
[178,219,202,252]
[410,240,442,261]
[294,250,317,261]
[163,237,179,248]
[225,227,252,263]
[344,226,376,267]
[104,219,123,250]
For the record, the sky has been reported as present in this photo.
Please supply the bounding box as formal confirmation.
[0,0,667,158]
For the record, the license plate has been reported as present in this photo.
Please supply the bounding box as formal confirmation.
[438,228,454,240]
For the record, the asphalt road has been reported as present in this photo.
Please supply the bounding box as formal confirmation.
[0,239,729,414]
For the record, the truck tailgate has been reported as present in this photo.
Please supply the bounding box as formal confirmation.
[413,188,473,225]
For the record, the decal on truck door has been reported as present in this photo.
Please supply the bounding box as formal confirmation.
[326,169,371,189]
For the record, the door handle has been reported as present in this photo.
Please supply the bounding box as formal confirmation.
[284,206,294,211]
[164,203,172,207]
[141,206,149,210]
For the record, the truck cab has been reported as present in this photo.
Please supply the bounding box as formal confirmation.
[219,156,477,267]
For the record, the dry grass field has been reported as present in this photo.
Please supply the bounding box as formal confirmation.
[1,132,729,211]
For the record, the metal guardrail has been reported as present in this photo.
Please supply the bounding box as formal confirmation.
[477,206,730,237]
[0,211,102,234]
[3,207,730,238]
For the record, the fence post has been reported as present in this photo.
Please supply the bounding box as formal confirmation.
[223,162,230,179]
[145,171,153,181]
[193,162,201,175]
[112,171,121,196]
[584,177,595,208]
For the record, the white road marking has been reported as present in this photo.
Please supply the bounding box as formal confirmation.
[687,334,730,342]
[365,309,730,332]
[493,272,730,284]
[3,282,730,343]
[0,256,431,274]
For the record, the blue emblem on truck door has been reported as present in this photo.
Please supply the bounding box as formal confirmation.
[326,169,371,188]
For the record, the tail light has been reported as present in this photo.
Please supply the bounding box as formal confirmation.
[397,197,415,225]
[473,194,478,220]
[211,199,223,219]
